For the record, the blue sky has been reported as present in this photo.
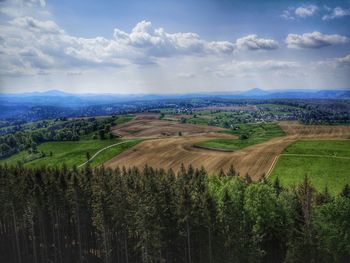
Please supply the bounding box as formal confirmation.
[0,0,349,93]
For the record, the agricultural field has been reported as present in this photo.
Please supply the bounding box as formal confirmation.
[2,108,350,182]
[195,123,285,151]
[0,138,141,168]
[269,140,350,194]
[106,120,350,180]
[112,113,224,138]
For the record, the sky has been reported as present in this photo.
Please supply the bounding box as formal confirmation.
[0,0,350,94]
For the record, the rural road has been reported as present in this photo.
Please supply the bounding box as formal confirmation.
[77,140,132,168]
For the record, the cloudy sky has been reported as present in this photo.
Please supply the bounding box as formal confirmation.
[0,0,349,94]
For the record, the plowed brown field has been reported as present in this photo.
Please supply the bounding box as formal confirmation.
[105,120,350,181]
[111,114,224,138]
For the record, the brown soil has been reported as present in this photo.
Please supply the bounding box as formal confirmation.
[111,114,224,138]
[105,120,350,181]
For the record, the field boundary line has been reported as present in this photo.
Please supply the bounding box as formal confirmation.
[266,155,280,178]
[192,144,235,152]
[266,152,350,179]
[78,140,132,168]
[282,153,350,160]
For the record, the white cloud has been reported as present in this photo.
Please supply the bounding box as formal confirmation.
[285,32,349,49]
[18,47,55,69]
[111,20,235,56]
[224,60,298,70]
[281,8,295,21]
[206,41,235,54]
[0,0,48,18]
[0,11,280,77]
[10,16,63,34]
[3,11,258,76]
[337,54,350,65]
[282,4,350,21]
[0,17,240,75]
[323,7,350,20]
[29,0,46,7]
[208,60,299,77]
[235,35,278,51]
[1,0,349,93]
[318,54,350,68]
[295,5,318,18]
[281,5,318,20]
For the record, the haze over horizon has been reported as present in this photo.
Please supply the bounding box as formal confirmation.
[1,0,350,94]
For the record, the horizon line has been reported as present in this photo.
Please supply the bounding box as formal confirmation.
[1,87,350,96]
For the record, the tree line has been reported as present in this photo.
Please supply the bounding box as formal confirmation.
[0,117,117,159]
[0,164,349,263]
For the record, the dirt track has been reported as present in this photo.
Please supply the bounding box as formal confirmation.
[105,120,350,181]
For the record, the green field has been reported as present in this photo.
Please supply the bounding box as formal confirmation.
[0,114,137,168]
[196,123,285,151]
[113,115,134,125]
[0,138,142,168]
[269,140,350,194]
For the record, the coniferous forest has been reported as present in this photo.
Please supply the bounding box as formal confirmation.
[0,164,349,263]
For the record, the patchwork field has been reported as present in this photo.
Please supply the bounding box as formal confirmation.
[111,113,225,138]
[279,122,350,138]
[196,123,285,151]
[4,111,349,183]
[269,140,350,194]
[105,120,350,180]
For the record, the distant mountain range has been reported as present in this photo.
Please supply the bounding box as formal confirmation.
[237,88,350,99]
[1,88,349,121]
[0,88,350,103]
[1,88,349,108]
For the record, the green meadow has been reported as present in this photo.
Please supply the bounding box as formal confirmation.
[1,138,142,168]
[196,123,285,151]
[269,140,350,195]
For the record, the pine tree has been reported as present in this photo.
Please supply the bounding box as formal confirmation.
[227,164,236,177]
[218,168,225,177]
[244,173,252,184]
[178,186,192,263]
[285,176,318,262]
[340,184,350,198]
[316,187,332,204]
[273,177,282,196]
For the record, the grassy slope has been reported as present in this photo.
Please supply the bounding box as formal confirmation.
[196,123,285,151]
[0,115,137,168]
[283,140,350,157]
[114,115,134,125]
[88,139,142,167]
[1,138,142,168]
[269,140,350,195]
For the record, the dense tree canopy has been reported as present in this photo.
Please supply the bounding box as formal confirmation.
[0,164,349,263]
